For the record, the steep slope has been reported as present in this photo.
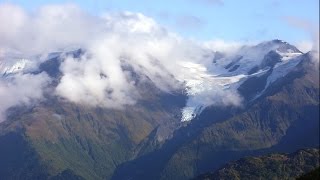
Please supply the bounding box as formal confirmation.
[112,52,319,179]
[195,148,319,180]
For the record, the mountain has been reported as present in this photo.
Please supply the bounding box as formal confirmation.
[0,40,319,179]
[180,39,305,121]
[195,148,319,180]
[112,42,319,179]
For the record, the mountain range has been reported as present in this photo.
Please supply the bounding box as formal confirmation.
[0,40,319,179]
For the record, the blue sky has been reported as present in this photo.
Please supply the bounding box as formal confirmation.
[1,0,319,44]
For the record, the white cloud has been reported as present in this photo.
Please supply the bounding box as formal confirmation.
[0,3,98,55]
[55,20,207,108]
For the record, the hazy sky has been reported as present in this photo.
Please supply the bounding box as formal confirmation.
[1,0,319,43]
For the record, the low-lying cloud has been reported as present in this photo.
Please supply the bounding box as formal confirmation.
[0,72,50,121]
[55,11,211,108]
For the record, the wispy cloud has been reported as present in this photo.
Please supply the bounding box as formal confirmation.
[283,16,319,61]
[175,15,206,30]
[156,11,206,31]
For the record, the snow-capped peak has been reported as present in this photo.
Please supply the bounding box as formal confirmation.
[179,40,304,122]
